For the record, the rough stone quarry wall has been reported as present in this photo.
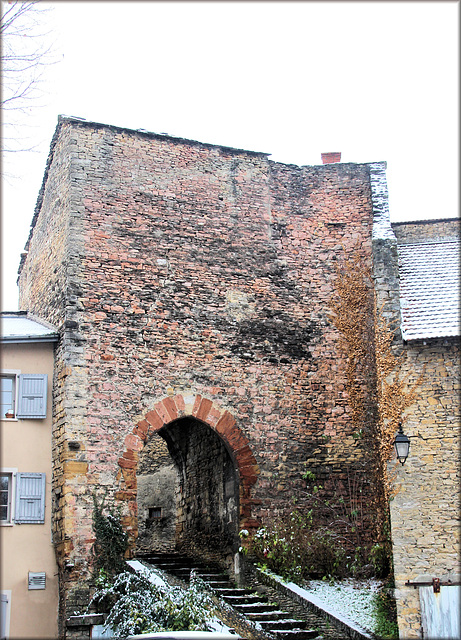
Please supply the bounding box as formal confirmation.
[18,117,383,628]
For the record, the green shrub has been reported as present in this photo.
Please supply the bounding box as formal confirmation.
[89,568,214,638]
[372,583,399,639]
[370,543,391,578]
[249,465,393,581]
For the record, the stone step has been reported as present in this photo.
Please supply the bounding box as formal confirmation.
[150,563,194,572]
[245,611,292,621]
[159,569,192,580]
[221,594,269,605]
[259,619,311,630]
[142,555,191,564]
[215,588,256,597]
[196,571,229,579]
[143,558,214,573]
[149,564,226,580]
[204,580,233,589]
[138,552,325,640]
[270,630,319,640]
[233,603,281,613]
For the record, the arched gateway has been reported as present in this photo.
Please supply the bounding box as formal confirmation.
[116,394,260,572]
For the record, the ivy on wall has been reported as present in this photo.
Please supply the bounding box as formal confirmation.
[92,492,129,577]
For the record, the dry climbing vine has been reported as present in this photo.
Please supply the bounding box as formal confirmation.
[374,304,422,499]
[329,252,376,437]
[330,248,421,563]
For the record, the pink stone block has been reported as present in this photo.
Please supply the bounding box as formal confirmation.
[154,401,171,424]
[124,433,143,452]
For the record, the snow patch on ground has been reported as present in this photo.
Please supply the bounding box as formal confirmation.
[303,578,383,634]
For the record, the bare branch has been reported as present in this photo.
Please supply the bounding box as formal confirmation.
[1,0,58,153]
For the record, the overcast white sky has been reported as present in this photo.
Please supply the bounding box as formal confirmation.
[1,1,459,311]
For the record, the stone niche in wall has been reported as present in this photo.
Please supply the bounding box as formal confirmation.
[136,433,178,553]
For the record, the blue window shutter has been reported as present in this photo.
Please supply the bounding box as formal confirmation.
[15,473,46,524]
[17,374,48,419]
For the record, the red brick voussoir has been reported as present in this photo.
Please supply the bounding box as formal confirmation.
[118,394,260,536]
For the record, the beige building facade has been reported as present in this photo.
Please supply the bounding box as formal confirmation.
[1,312,59,639]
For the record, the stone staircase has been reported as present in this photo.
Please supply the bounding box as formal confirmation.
[137,552,327,640]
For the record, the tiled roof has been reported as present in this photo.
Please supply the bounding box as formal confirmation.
[398,240,460,340]
[0,312,59,343]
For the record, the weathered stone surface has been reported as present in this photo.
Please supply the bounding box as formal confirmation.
[375,217,460,638]
[17,117,394,631]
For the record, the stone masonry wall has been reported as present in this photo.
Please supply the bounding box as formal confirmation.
[264,160,378,507]
[18,117,383,629]
[391,338,460,639]
[136,434,177,553]
[375,217,461,638]
[392,218,460,244]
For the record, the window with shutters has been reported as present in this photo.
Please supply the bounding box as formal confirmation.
[0,472,14,524]
[17,374,48,419]
[14,473,46,524]
[1,372,48,420]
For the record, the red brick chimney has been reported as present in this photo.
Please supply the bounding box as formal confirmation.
[321,152,341,164]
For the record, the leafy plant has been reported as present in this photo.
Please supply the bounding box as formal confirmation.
[251,512,350,580]
[249,467,379,580]
[238,528,250,555]
[88,568,214,638]
[372,582,399,639]
[92,492,129,577]
[370,543,390,578]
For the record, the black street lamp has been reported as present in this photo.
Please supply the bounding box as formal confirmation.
[394,422,410,465]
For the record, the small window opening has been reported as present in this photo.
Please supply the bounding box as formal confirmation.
[0,474,13,523]
[1,376,16,419]
[148,507,162,520]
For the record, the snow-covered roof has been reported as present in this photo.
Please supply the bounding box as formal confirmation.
[398,240,460,341]
[0,312,59,343]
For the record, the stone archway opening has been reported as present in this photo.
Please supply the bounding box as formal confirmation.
[120,395,260,574]
[135,417,240,570]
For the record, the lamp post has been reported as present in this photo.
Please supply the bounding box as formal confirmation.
[394,422,410,465]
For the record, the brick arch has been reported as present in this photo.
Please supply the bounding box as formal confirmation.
[116,394,260,546]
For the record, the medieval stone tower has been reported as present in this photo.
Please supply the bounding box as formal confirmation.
[18,116,394,630]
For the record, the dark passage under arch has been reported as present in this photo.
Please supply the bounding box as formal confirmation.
[136,417,239,569]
